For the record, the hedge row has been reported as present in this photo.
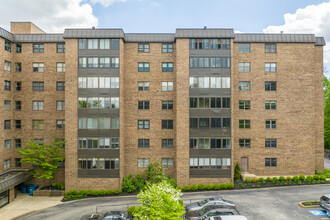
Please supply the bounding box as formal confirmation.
[179,183,234,192]
[64,188,121,201]
[244,174,326,183]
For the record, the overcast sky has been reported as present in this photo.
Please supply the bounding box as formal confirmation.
[0,0,329,76]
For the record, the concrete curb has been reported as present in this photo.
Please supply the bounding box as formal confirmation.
[299,201,320,208]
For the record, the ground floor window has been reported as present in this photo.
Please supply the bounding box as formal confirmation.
[0,190,9,208]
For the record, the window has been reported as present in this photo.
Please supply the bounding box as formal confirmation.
[199,118,209,128]
[4,100,10,110]
[162,101,173,110]
[4,61,11,71]
[5,40,11,52]
[265,139,277,148]
[265,100,276,110]
[100,58,110,68]
[190,118,198,128]
[210,39,221,49]
[222,98,230,108]
[265,120,277,129]
[14,120,21,129]
[238,43,250,53]
[33,63,44,72]
[32,82,44,91]
[57,101,65,110]
[162,120,173,129]
[238,81,250,91]
[210,58,221,68]
[265,43,276,53]
[239,63,250,72]
[222,57,231,68]
[4,120,10,129]
[239,100,250,110]
[111,58,119,68]
[57,63,65,72]
[138,158,149,168]
[189,77,230,89]
[79,39,87,49]
[32,101,44,110]
[16,44,22,53]
[138,120,150,129]
[78,137,119,149]
[87,57,98,68]
[100,39,110,49]
[78,158,119,170]
[162,44,173,53]
[239,120,250,129]
[4,81,10,91]
[162,158,173,168]
[4,140,11,150]
[15,158,21,167]
[88,39,98,49]
[138,101,149,110]
[56,82,65,91]
[111,39,119,50]
[56,120,65,129]
[15,63,22,72]
[110,117,119,129]
[15,101,21,110]
[15,82,21,91]
[32,120,44,129]
[33,44,44,53]
[201,39,209,49]
[223,118,231,128]
[221,39,230,49]
[265,63,276,72]
[239,139,250,148]
[138,43,150,53]
[190,57,198,68]
[138,139,149,148]
[162,139,173,148]
[162,81,173,91]
[138,62,150,72]
[33,139,44,145]
[211,118,221,128]
[162,62,174,72]
[15,139,21,148]
[265,81,276,91]
[199,58,209,68]
[190,138,230,149]
[57,43,65,53]
[4,159,10,170]
[189,157,227,169]
[78,57,87,68]
[265,158,277,167]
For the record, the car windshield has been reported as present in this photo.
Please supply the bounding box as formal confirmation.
[198,206,211,216]
[198,199,209,206]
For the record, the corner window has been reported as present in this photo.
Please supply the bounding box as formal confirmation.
[16,44,22,53]
[4,81,11,91]
[4,61,11,71]
[162,44,173,53]
[5,40,11,52]
[56,82,65,91]
[57,43,65,53]
[57,63,65,72]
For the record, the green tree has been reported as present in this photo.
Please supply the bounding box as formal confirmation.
[234,162,241,181]
[133,180,185,220]
[145,160,166,184]
[324,75,330,149]
[19,137,65,179]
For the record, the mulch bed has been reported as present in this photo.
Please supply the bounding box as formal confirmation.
[40,185,64,191]
[301,201,320,206]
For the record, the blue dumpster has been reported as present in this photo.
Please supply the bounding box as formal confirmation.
[28,187,34,196]
[21,185,27,193]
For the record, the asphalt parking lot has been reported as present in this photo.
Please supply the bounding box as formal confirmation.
[16,184,330,220]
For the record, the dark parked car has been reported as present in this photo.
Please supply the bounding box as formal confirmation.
[185,205,239,220]
[206,216,248,220]
[186,198,236,212]
[320,194,330,215]
[97,211,131,220]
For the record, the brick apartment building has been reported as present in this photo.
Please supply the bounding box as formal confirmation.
[0,22,325,206]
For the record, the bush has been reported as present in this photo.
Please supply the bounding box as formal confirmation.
[213,184,221,190]
[99,189,107,196]
[284,182,288,185]
[258,177,265,182]
[127,206,136,214]
[122,174,137,193]
[183,185,190,191]
[177,186,182,191]
[298,180,302,185]
[227,183,234,189]
[220,183,228,190]
[279,176,285,181]
[266,177,272,182]
[198,184,205,191]
[313,175,320,180]
[234,162,241,181]
[106,189,113,195]
[252,177,257,183]
[206,184,213,190]
[191,184,198,191]
[299,175,305,180]
[114,189,121,195]
[92,190,100,196]
[306,175,313,181]
[305,201,312,206]
[245,178,251,183]
[78,190,87,197]
[320,175,326,180]
[166,175,177,188]
[272,177,278,182]
[326,173,330,178]
[145,160,166,184]
[256,185,260,188]
[293,176,299,181]
[134,174,145,190]
[286,176,292,181]
[52,182,65,190]
[251,185,255,188]
[86,189,94,196]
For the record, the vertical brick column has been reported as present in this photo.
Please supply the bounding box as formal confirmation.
[175,39,190,186]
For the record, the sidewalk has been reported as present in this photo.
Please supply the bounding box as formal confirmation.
[0,193,62,220]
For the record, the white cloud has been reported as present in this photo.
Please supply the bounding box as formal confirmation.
[263,1,330,71]
[0,0,98,33]
[150,2,159,7]
[90,0,126,7]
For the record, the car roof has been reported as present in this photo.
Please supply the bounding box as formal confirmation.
[322,194,330,198]
[212,216,247,220]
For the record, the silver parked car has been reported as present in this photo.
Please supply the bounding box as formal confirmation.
[186,198,236,212]
[320,194,330,215]
[206,216,248,220]
[185,205,239,220]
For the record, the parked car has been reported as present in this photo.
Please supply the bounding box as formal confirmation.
[186,197,236,212]
[97,211,131,220]
[320,195,330,216]
[185,205,239,220]
[206,215,248,220]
